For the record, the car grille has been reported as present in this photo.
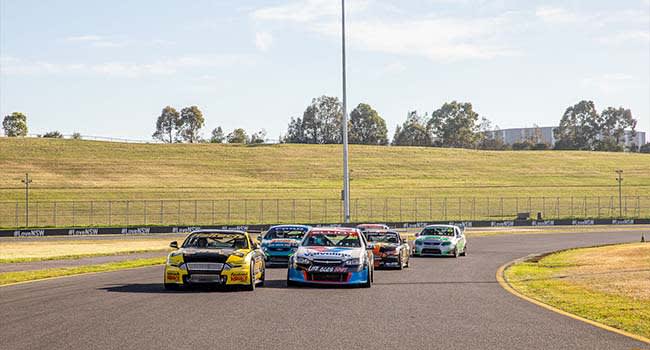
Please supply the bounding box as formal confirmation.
[422,248,441,254]
[308,272,350,282]
[186,262,224,272]
[269,256,290,262]
[424,242,440,246]
[269,247,292,252]
[312,259,343,265]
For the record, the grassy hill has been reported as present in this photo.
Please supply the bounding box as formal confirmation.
[1,137,649,201]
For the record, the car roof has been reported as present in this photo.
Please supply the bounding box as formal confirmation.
[269,225,311,229]
[190,229,248,235]
[310,227,359,233]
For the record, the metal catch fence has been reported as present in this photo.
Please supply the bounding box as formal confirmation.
[1,196,649,228]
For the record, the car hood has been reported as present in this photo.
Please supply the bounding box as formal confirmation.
[367,242,399,249]
[295,246,362,260]
[179,248,244,263]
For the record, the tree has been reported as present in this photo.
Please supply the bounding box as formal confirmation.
[477,119,508,150]
[348,103,388,145]
[249,129,267,144]
[427,101,481,148]
[42,131,63,138]
[2,112,28,137]
[152,106,181,143]
[227,128,249,144]
[391,111,431,146]
[595,107,636,152]
[210,127,225,143]
[178,106,205,143]
[71,132,82,140]
[553,101,600,150]
[640,143,650,154]
[284,96,342,144]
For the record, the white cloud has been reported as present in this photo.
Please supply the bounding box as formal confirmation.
[535,6,579,23]
[582,73,637,93]
[255,31,273,51]
[65,35,104,42]
[252,2,517,62]
[252,0,370,22]
[0,55,255,78]
[599,30,650,45]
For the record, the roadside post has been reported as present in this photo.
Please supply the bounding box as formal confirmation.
[21,173,32,227]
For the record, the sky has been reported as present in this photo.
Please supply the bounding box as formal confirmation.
[1,0,649,141]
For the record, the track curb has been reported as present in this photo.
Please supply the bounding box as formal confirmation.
[496,248,650,345]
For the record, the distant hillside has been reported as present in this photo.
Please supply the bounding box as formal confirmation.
[0,138,649,201]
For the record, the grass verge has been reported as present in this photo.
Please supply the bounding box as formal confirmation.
[505,243,650,339]
[0,257,165,286]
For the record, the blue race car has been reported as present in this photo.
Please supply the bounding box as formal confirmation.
[287,227,373,288]
[258,225,310,266]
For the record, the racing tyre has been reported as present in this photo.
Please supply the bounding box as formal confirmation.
[244,262,256,291]
[286,270,298,287]
[460,246,467,256]
[257,261,266,287]
[397,254,404,270]
[405,255,410,268]
[362,266,372,288]
[452,247,459,258]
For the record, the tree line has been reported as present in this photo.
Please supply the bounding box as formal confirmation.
[3,98,648,153]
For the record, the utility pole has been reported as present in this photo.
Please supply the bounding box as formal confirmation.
[615,170,623,218]
[21,173,32,227]
[341,0,350,223]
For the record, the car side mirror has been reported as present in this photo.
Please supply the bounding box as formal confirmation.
[169,241,178,249]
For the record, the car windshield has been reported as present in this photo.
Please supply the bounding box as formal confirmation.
[265,227,307,240]
[420,227,455,236]
[183,233,248,249]
[366,233,400,243]
[304,231,361,247]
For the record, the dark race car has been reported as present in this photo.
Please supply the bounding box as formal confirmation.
[258,225,311,266]
[364,230,410,269]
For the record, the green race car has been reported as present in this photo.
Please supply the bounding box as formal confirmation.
[412,225,467,258]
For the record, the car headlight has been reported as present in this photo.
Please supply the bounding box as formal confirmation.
[344,258,362,266]
[166,252,183,267]
[295,256,311,264]
[415,240,423,246]
[442,241,452,246]
[232,251,245,257]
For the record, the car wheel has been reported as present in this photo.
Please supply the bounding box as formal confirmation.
[286,270,297,287]
[397,254,404,270]
[257,261,266,287]
[452,247,459,258]
[244,262,256,291]
[460,245,467,256]
[362,265,372,288]
[405,254,410,268]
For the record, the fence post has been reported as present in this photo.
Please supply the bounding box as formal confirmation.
[73,201,76,227]
[90,201,93,226]
[583,197,587,217]
[570,197,573,218]
[144,200,147,225]
[126,200,129,226]
[15,202,18,227]
[35,201,39,226]
[108,201,112,226]
[54,202,57,227]
[211,200,215,224]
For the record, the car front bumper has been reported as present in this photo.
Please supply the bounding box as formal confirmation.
[164,264,253,286]
[287,265,369,285]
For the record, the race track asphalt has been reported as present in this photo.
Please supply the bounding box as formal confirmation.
[1,230,648,350]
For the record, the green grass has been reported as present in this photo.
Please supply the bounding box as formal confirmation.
[1,138,649,227]
[0,257,165,286]
[2,138,649,200]
[505,243,650,339]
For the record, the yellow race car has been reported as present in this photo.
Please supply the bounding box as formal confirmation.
[164,230,265,291]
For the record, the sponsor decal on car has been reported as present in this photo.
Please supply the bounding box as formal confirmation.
[307,266,349,273]
[230,273,248,282]
[166,272,179,281]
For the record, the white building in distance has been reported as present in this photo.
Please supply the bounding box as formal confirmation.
[487,126,646,148]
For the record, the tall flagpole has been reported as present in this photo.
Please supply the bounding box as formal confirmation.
[341,0,350,223]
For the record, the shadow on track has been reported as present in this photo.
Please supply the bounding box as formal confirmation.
[99,284,242,294]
